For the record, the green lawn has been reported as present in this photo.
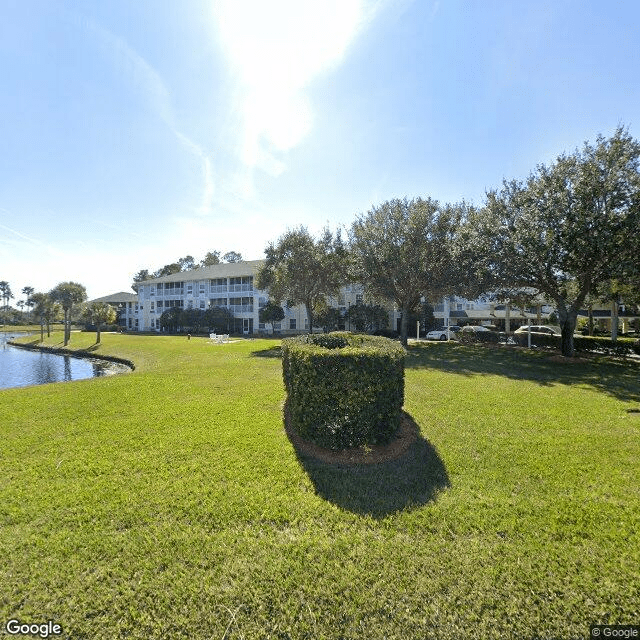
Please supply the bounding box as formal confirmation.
[1,333,638,639]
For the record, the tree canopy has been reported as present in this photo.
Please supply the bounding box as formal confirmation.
[350,197,462,345]
[83,302,116,343]
[31,292,60,338]
[470,127,640,356]
[256,226,347,334]
[258,301,285,330]
[50,282,87,345]
[0,281,13,309]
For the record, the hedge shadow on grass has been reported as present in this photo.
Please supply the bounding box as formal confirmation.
[287,411,450,518]
[406,342,640,404]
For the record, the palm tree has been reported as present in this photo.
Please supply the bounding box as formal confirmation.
[50,282,87,346]
[83,302,116,343]
[22,286,35,322]
[31,293,61,339]
[0,281,13,310]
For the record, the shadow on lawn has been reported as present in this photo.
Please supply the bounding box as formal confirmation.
[250,346,282,359]
[407,342,640,404]
[289,412,450,519]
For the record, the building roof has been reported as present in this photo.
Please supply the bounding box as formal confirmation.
[89,292,138,304]
[139,260,265,284]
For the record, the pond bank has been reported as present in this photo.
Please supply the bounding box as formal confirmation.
[7,339,136,371]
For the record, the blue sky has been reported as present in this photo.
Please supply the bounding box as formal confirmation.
[2,0,640,301]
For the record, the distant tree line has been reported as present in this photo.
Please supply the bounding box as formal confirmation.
[131,250,243,291]
[159,305,235,333]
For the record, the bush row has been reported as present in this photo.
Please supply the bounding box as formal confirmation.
[282,332,406,450]
[457,330,500,344]
[513,332,640,356]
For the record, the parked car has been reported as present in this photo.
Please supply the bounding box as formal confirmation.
[513,325,560,336]
[460,325,491,333]
[425,326,460,341]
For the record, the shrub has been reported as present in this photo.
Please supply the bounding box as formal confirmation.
[458,330,500,344]
[282,332,406,449]
[513,332,640,357]
[372,328,400,340]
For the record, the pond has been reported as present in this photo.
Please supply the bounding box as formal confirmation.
[0,332,131,390]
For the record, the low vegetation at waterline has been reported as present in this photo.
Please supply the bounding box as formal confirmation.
[2,333,639,639]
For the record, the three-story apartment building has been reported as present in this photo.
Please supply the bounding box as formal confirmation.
[134,260,369,334]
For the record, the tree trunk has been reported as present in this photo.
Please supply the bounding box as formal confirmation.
[557,304,577,357]
[64,310,70,346]
[96,323,101,344]
[400,307,408,346]
[305,302,314,334]
[611,301,619,342]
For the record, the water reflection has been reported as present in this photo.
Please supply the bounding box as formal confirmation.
[0,332,130,390]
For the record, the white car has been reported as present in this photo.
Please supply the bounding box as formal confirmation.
[460,325,491,333]
[426,327,457,341]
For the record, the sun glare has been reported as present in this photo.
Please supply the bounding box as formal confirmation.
[213,0,369,173]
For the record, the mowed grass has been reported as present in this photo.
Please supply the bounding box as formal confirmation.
[1,333,639,639]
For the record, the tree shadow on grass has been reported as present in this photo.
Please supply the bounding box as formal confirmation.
[287,411,450,519]
[407,342,640,405]
[250,346,282,359]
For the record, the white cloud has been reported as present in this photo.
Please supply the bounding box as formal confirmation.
[213,0,375,184]
[78,14,216,217]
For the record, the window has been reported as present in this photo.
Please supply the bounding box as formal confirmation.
[229,297,253,312]
[186,284,193,295]
[229,276,253,292]
[356,294,363,304]
[200,300,205,309]
[289,318,296,330]
[150,302,155,311]
[210,278,227,293]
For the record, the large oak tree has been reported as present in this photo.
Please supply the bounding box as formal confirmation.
[474,127,640,356]
[349,197,462,345]
[256,226,347,334]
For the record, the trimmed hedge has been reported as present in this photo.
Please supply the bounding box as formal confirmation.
[457,329,500,344]
[513,332,640,357]
[282,332,406,450]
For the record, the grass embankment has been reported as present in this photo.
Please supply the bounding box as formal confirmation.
[1,334,639,639]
